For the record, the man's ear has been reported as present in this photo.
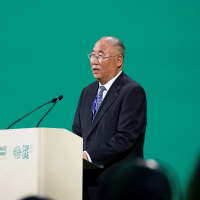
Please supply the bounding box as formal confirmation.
[116,55,123,68]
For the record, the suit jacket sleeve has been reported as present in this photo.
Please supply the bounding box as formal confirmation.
[86,86,147,165]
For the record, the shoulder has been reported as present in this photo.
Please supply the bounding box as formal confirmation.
[119,74,147,105]
[123,73,142,87]
[85,80,99,90]
[81,80,98,93]
[119,72,145,94]
[78,80,98,100]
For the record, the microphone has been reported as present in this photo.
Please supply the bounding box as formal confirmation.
[6,97,58,129]
[36,95,63,127]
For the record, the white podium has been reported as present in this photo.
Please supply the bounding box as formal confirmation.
[0,128,83,200]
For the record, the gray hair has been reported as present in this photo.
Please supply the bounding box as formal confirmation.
[101,36,125,59]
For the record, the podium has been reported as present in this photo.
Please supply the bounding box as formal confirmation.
[0,128,100,200]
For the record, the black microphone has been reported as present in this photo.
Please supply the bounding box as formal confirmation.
[6,98,58,129]
[36,95,63,127]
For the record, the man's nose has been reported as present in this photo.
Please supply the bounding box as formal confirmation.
[91,56,99,64]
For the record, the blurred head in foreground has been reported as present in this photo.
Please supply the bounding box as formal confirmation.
[101,159,181,200]
[187,155,200,200]
[21,196,51,200]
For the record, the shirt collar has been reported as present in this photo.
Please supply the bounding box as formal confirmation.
[99,70,122,92]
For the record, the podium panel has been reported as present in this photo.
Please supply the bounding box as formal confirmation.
[0,128,82,200]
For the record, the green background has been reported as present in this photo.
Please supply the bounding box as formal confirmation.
[1,0,200,194]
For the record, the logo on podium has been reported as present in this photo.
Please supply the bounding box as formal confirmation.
[13,146,21,159]
[0,146,7,160]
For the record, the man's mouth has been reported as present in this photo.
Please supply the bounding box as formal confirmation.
[92,68,100,73]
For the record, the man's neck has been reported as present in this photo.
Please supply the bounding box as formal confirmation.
[99,70,122,91]
[99,70,122,86]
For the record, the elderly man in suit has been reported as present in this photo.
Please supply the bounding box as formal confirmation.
[72,36,147,200]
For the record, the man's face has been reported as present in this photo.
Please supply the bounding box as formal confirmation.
[90,39,123,85]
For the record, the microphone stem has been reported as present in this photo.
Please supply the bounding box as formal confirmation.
[6,101,51,129]
[36,100,59,127]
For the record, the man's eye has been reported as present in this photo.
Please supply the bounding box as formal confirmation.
[98,55,103,58]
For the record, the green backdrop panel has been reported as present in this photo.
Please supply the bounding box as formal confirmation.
[0,0,200,193]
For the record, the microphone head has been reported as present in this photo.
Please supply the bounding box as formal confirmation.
[58,95,63,100]
[51,98,58,103]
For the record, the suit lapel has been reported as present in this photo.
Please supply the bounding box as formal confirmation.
[84,81,99,132]
[86,72,125,138]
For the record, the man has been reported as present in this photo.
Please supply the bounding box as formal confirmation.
[72,36,147,200]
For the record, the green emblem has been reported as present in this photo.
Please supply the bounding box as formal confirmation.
[13,146,21,159]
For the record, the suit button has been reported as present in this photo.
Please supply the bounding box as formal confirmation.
[87,138,91,142]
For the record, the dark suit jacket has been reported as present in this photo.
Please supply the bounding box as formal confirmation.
[72,71,147,199]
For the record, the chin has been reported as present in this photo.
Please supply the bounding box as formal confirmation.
[93,74,101,80]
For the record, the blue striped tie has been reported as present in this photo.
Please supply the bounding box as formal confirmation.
[96,86,106,112]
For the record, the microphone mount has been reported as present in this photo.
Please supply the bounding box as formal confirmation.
[36,95,63,127]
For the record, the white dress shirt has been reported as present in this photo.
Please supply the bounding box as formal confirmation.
[85,70,122,163]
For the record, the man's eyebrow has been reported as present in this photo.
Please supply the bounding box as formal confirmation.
[91,50,105,53]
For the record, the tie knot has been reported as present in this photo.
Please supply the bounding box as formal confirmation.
[100,86,106,93]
